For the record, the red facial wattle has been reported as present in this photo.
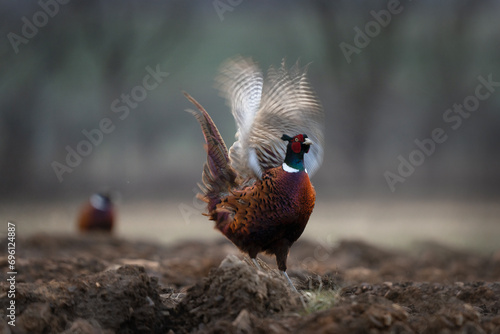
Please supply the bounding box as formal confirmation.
[291,134,305,153]
[291,141,301,153]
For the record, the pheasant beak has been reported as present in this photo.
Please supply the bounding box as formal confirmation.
[303,137,313,146]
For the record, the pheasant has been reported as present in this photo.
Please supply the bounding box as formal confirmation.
[185,57,324,290]
[77,193,115,233]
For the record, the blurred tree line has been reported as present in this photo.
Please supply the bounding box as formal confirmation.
[0,0,499,201]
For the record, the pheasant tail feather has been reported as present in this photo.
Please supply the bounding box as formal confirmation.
[184,92,237,211]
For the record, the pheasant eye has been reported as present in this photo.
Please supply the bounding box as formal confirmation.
[294,138,299,142]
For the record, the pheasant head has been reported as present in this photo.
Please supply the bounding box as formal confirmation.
[281,134,313,173]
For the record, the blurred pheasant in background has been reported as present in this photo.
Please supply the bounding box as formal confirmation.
[77,193,115,233]
[185,57,324,291]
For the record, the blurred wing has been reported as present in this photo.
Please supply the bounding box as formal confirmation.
[218,58,324,179]
[216,57,263,178]
[250,60,324,177]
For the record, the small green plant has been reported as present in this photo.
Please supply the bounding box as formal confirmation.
[302,288,340,314]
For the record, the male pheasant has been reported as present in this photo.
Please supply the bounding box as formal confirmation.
[185,57,324,290]
[77,193,115,233]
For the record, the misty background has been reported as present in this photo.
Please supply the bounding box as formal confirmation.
[1,1,499,248]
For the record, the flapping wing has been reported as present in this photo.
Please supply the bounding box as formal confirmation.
[218,57,324,179]
[216,57,263,178]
